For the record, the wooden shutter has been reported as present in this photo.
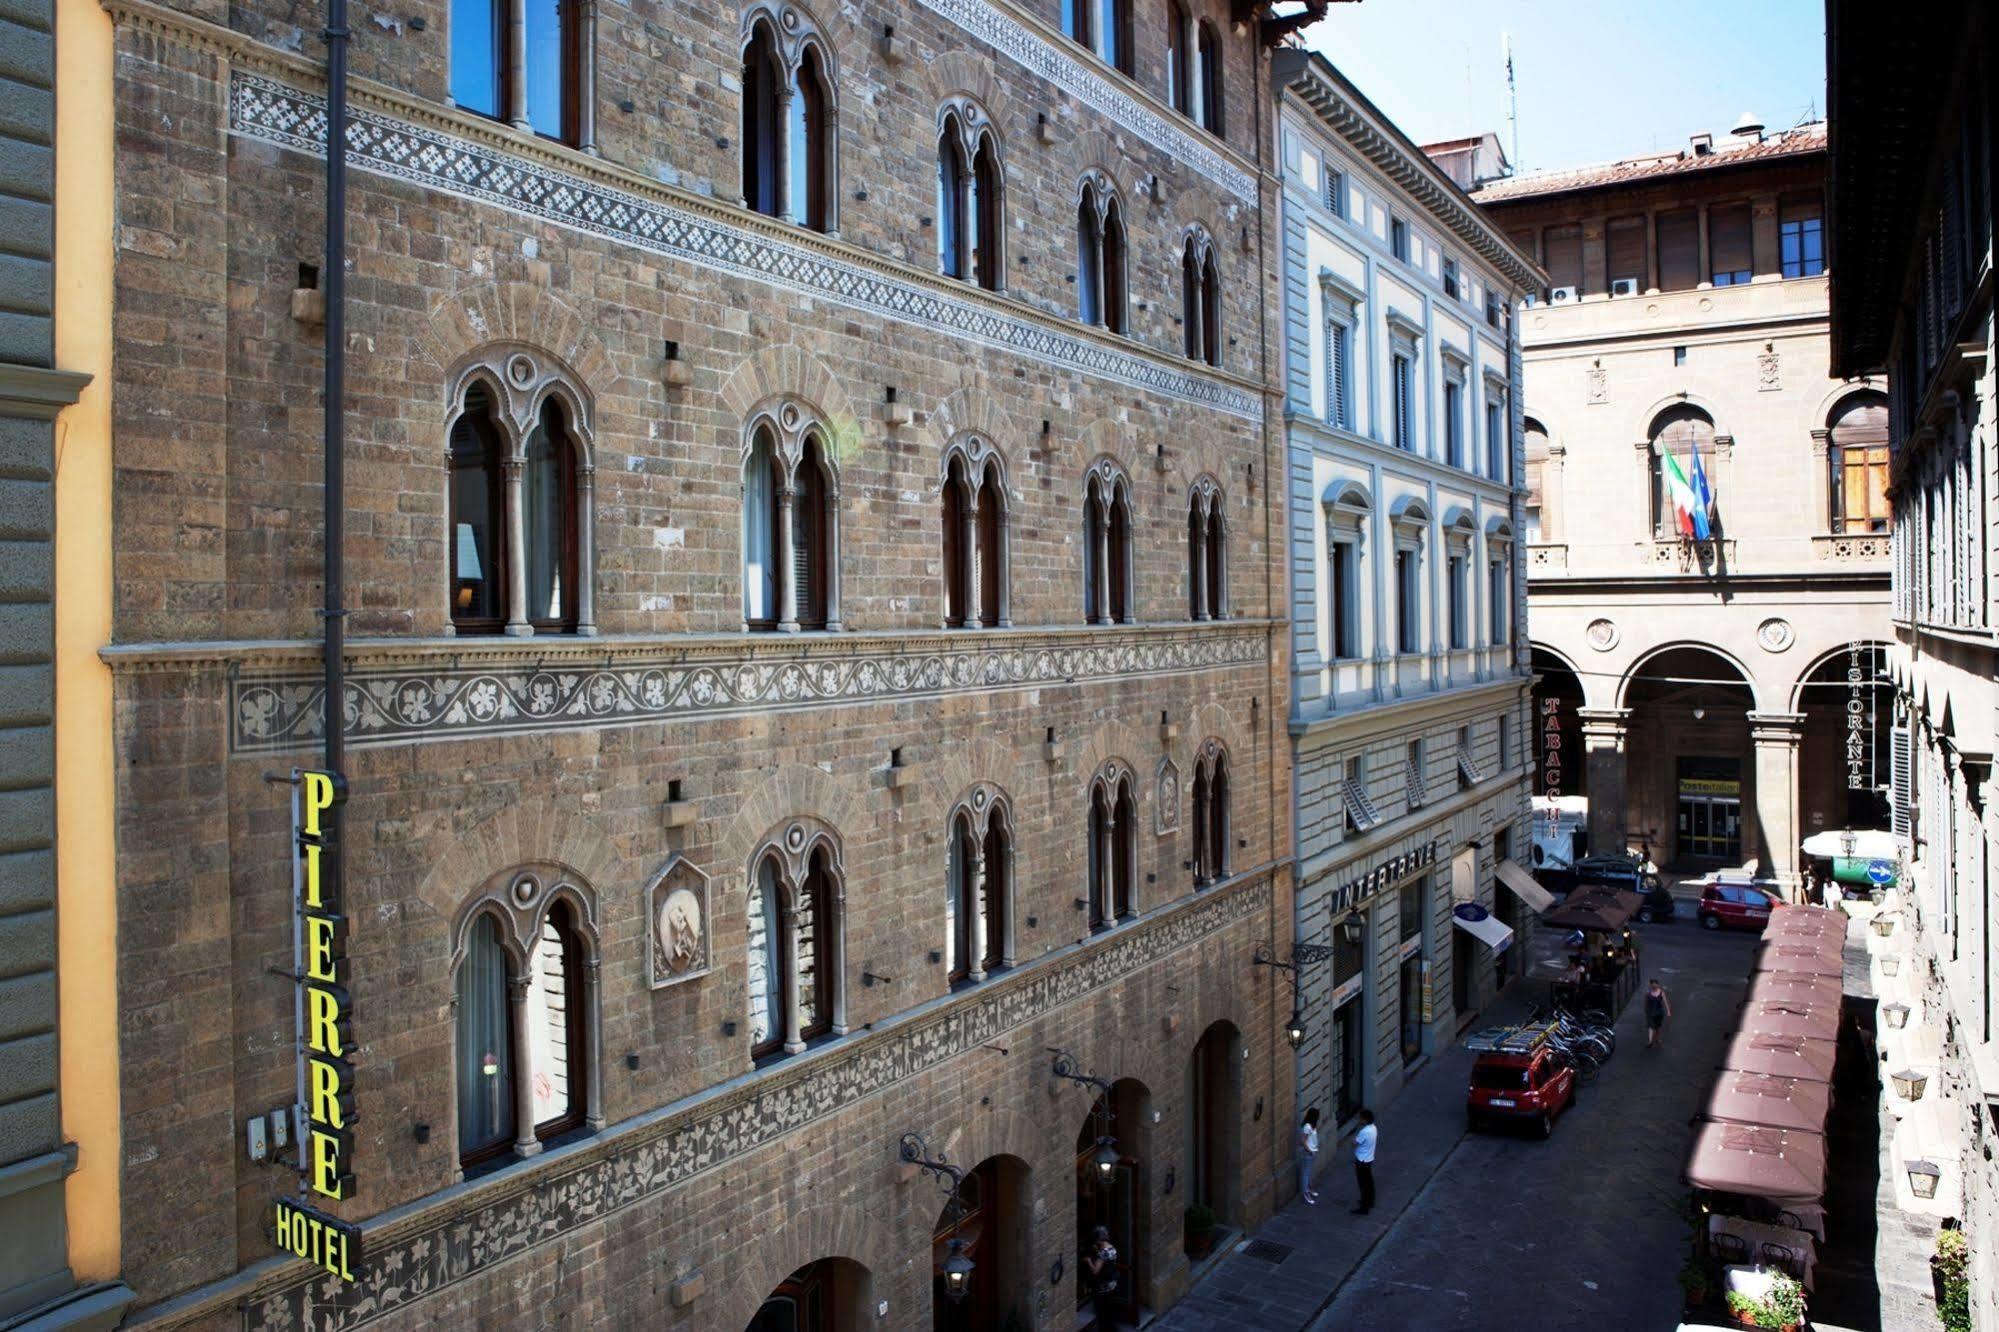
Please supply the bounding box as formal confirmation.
[1607,216,1646,288]
[1657,209,1698,291]
[1543,225,1583,292]
[1891,724,1911,838]
[1710,203,1751,279]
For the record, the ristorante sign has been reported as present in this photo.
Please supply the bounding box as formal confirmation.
[279,767,361,1280]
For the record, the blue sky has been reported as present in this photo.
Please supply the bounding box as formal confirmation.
[1303,0,1827,176]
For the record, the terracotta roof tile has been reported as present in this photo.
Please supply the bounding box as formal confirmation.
[1471,125,1826,203]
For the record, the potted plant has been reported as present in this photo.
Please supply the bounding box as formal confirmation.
[1678,1257,1713,1308]
[1935,1227,1971,1332]
[1725,1274,1805,1330]
[1183,1204,1217,1258]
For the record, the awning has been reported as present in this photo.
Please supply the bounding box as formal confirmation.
[1496,859,1555,913]
[1453,911,1515,951]
[1685,1122,1827,1207]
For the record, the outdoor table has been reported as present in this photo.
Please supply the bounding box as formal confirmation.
[1709,1215,1817,1290]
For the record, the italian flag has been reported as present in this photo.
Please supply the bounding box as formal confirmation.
[1662,450,1699,538]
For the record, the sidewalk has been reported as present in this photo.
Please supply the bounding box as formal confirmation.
[1153,980,1544,1331]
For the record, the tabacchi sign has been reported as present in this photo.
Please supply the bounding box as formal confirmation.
[280,767,361,1280]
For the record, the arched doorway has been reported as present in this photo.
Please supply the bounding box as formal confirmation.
[747,1257,870,1332]
[1183,1022,1240,1258]
[1622,647,1756,869]
[1076,1078,1150,1328]
[1794,643,1893,834]
[931,1154,1030,1332]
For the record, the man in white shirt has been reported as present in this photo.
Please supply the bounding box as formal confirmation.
[1351,1108,1377,1216]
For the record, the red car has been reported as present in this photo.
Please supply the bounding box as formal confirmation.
[1466,1031,1578,1138]
[1697,876,1782,931]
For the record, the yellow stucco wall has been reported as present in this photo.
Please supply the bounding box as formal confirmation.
[55,0,120,1278]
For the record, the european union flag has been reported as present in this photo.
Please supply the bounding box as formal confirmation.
[1689,439,1714,541]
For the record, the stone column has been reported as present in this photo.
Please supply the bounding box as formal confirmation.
[506,0,529,129]
[999,837,1017,967]
[1092,501,1111,625]
[508,974,541,1156]
[577,0,599,154]
[1094,795,1114,922]
[582,957,605,1129]
[575,465,597,635]
[503,458,531,636]
[775,87,795,224]
[961,494,980,627]
[776,482,799,632]
[1749,712,1807,899]
[824,501,842,631]
[780,902,805,1054]
[1191,508,1208,621]
[1577,708,1631,859]
[996,517,1012,627]
[1810,429,1832,533]
[967,840,988,983]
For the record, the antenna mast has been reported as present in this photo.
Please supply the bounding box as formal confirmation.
[1503,30,1519,172]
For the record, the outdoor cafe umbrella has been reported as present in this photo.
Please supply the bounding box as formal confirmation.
[1740,998,1840,1041]
[1686,1122,1828,1208]
[1544,887,1643,933]
[1749,970,1843,1011]
[1706,1070,1833,1134]
[1757,941,1843,979]
[1723,1030,1838,1083]
[1766,906,1845,938]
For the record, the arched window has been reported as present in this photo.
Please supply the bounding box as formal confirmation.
[1084,460,1134,625]
[1165,1,1192,114]
[452,872,602,1172]
[1102,197,1129,335]
[1088,763,1138,928]
[1078,184,1104,327]
[1191,740,1231,885]
[1182,231,1221,365]
[1649,405,1716,539]
[741,12,835,233]
[945,788,1012,985]
[743,405,841,632]
[937,104,1005,291]
[449,382,507,634]
[942,437,1010,628]
[1195,21,1223,138]
[449,0,588,146]
[1098,0,1133,74]
[1829,392,1889,533]
[1188,477,1225,620]
[746,822,846,1060]
[447,357,594,637]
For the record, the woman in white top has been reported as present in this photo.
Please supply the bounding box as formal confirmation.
[1297,1107,1321,1204]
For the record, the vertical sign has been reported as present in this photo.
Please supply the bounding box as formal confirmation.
[277,768,361,1281]
[1541,697,1563,834]
[1845,643,1868,790]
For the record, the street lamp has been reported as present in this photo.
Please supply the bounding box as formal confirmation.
[1091,1135,1120,1186]
[1906,1159,1942,1200]
[1339,915,1365,945]
[1883,1002,1911,1030]
[1889,1068,1929,1101]
[940,1238,975,1298]
[1880,955,1903,977]
[1253,943,1335,1051]
[1871,912,1900,938]
[1285,1010,1306,1049]
[897,1132,975,1304]
[1050,1050,1123,1189]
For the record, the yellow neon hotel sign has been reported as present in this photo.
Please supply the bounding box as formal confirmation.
[279,767,362,1280]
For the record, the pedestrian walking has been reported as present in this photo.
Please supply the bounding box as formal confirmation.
[1297,1108,1321,1205]
[1645,977,1672,1048]
[1084,1224,1120,1328]
[1350,1108,1376,1216]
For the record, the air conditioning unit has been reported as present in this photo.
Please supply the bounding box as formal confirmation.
[1610,278,1639,297]
[1549,285,1579,304]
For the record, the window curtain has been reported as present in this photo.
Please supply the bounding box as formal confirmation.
[937,130,962,277]
[527,916,572,1127]
[981,821,1005,970]
[946,822,965,975]
[743,438,776,622]
[1209,762,1228,877]
[455,914,514,1156]
[795,862,824,1034]
[747,859,783,1049]
[523,406,566,624]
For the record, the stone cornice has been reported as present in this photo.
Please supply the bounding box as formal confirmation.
[0,364,93,420]
[98,622,1280,753]
[128,869,1276,1330]
[104,0,1267,421]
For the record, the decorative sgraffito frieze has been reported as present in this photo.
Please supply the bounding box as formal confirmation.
[226,627,1271,754]
[225,73,1261,423]
[240,874,1273,1331]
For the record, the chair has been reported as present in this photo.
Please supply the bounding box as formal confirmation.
[1760,1242,1801,1276]
[1711,1233,1751,1265]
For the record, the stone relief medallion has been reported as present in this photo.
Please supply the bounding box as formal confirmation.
[1585,618,1619,652]
[1757,618,1796,652]
[1154,757,1181,835]
[647,856,712,988]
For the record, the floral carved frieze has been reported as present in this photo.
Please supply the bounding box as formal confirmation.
[225,74,1261,422]
[241,875,1272,1330]
[226,628,1269,754]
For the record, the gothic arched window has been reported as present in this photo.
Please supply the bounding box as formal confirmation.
[1083,460,1134,625]
[743,405,841,632]
[746,822,847,1061]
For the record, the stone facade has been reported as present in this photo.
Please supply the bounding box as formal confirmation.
[99,0,1308,1327]
[1272,51,1537,1134]
[1477,125,1895,887]
[1828,2,1998,1324]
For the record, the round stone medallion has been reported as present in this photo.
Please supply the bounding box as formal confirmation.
[1757,618,1796,652]
[1585,618,1619,652]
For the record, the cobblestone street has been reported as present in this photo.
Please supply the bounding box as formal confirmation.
[1160,909,1766,1332]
